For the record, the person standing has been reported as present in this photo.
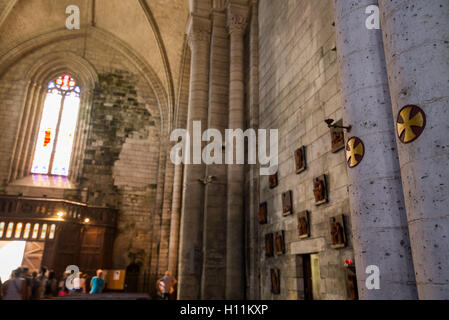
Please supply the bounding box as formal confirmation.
[37,267,48,299]
[80,273,88,293]
[30,271,42,300]
[157,271,177,300]
[44,270,58,298]
[72,272,81,294]
[1,269,27,300]
[90,269,105,294]
[20,268,32,300]
[58,271,71,296]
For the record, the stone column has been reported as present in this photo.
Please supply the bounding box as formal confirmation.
[334,0,417,299]
[168,162,183,276]
[246,0,260,300]
[149,141,168,295]
[10,81,37,181]
[157,150,176,276]
[225,2,248,300]
[200,6,229,300]
[177,14,211,300]
[379,0,449,299]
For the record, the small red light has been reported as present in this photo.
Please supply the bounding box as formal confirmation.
[345,259,352,265]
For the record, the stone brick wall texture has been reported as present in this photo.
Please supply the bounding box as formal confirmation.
[0,35,162,283]
[257,0,353,300]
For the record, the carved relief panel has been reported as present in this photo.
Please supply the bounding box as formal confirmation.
[282,191,293,216]
[329,215,346,249]
[313,175,328,206]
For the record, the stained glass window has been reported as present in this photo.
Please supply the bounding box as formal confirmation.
[23,223,31,239]
[32,223,40,239]
[31,75,81,176]
[0,222,5,238]
[6,222,14,239]
[40,224,48,239]
[14,223,23,238]
[49,224,56,240]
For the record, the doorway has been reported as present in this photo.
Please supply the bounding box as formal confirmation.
[0,241,26,281]
[0,241,44,281]
[300,253,321,300]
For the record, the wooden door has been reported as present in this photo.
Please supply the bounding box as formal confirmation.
[53,223,82,277]
[303,254,313,300]
[125,263,140,293]
[21,242,44,271]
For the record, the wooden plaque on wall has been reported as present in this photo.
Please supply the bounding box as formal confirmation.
[271,268,280,295]
[282,191,293,216]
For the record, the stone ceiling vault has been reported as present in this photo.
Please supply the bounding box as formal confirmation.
[0,0,190,132]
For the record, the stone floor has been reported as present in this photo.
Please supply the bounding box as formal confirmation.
[55,293,151,300]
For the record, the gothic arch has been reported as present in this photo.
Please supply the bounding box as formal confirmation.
[7,52,99,183]
[25,52,98,91]
[174,36,191,130]
[138,0,175,131]
[0,26,169,135]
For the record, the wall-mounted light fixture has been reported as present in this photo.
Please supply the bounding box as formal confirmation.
[325,119,352,132]
[84,218,90,223]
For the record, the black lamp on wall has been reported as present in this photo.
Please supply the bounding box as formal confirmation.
[325,119,352,132]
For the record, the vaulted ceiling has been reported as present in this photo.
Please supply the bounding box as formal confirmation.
[0,0,190,125]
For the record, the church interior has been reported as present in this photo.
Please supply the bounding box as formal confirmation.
[0,0,448,300]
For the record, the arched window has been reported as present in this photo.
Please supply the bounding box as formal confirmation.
[23,223,31,239]
[0,222,5,238]
[6,222,14,239]
[31,75,81,176]
[14,222,23,239]
[40,224,48,239]
[49,224,56,240]
[31,223,40,239]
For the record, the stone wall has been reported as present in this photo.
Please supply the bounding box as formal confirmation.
[82,70,160,278]
[257,0,353,300]
[0,33,163,282]
[0,78,26,190]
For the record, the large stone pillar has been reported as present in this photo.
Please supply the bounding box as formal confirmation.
[201,5,229,300]
[149,141,168,295]
[379,0,449,299]
[245,0,260,300]
[168,162,183,276]
[177,14,211,300]
[225,2,248,300]
[334,0,417,299]
[156,150,176,276]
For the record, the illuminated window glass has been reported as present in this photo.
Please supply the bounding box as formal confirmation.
[40,224,48,239]
[23,223,31,239]
[31,75,81,176]
[6,222,14,239]
[32,223,40,239]
[49,224,56,240]
[14,223,23,238]
[0,222,5,238]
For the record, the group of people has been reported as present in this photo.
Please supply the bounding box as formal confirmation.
[0,267,105,300]
[0,266,174,300]
[0,267,58,300]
